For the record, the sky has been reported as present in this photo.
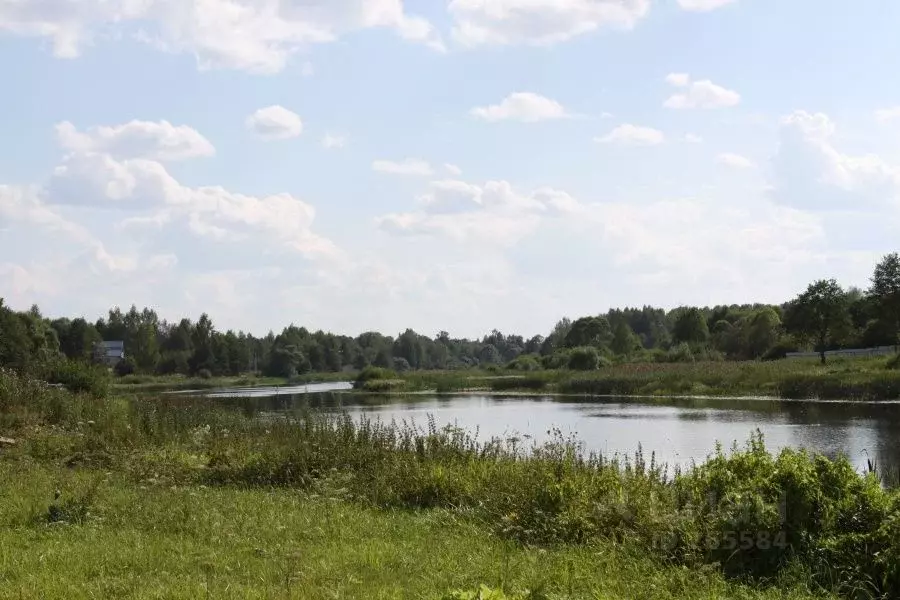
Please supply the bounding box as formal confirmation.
[2,0,900,339]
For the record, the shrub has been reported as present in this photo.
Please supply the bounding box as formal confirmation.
[567,347,600,371]
[506,354,541,371]
[45,360,109,398]
[354,366,398,388]
[114,357,136,377]
[666,343,695,363]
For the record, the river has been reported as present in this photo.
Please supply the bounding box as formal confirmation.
[203,383,900,474]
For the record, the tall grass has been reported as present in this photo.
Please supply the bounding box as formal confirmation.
[373,358,900,401]
[3,366,899,598]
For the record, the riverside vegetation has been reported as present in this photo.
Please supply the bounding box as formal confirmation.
[3,253,900,390]
[2,368,900,599]
[353,355,900,401]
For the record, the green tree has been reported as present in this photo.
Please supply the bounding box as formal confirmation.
[563,316,612,349]
[189,314,217,375]
[869,252,900,350]
[672,308,709,346]
[567,346,601,371]
[610,320,639,356]
[784,279,850,364]
[745,308,782,359]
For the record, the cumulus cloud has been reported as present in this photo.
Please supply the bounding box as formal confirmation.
[875,107,900,123]
[471,92,570,122]
[684,133,704,143]
[596,124,665,145]
[246,106,303,140]
[717,153,756,169]
[56,120,215,161]
[448,0,651,46]
[678,0,738,11]
[770,110,900,209]
[0,0,442,73]
[321,133,347,149]
[378,179,580,246]
[372,158,434,176]
[444,163,463,176]
[664,73,740,109]
[36,120,338,260]
[0,184,137,272]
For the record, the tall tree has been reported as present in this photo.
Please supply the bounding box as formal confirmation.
[784,279,850,364]
[869,252,900,350]
[564,316,612,349]
[610,320,639,356]
[672,308,710,346]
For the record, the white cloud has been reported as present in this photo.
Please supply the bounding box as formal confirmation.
[875,107,900,123]
[35,121,339,261]
[321,133,347,149]
[246,106,303,140]
[0,0,443,73]
[684,133,704,143]
[596,124,665,145]
[664,74,740,109]
[717,153,756,169]
[0,184,137,272]
[372,158,435,177]
[56,120,215,161]
[471,92,570,122]
[677,0,738,12]
[445,163,463,176]
[770,110,900,210]
[378,179,580,246]
[449,0,651,47]
[665,73,691,87]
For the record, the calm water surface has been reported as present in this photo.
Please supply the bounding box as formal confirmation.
[206,384,900,472]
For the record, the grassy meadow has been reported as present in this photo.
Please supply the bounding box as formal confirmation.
[4,368,900,598]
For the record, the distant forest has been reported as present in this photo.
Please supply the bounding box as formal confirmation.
[2,253,900,377]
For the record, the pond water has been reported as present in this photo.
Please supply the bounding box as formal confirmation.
[204,385,900,474]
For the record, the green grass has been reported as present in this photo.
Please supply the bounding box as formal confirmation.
[0,460,827,600]
[366,357,900,400]
[2,368,897,599]
[110,371,353,393]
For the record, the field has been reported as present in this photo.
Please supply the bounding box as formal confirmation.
[354,356,900,401]
[0,461,825,600]
[3,368,900,598]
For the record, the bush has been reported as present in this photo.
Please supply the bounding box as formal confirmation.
[45,360,109,398]
[567,347,600,371]
[354,366,398,389]
[114,357,136,377]
[666,342,695,363]
[393,357,411,372]
[506,354,541,371]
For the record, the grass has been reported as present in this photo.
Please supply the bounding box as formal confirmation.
[357,357,900,401]
[0,460,828,600]
[111,371,353,393]
[2,368,898,598]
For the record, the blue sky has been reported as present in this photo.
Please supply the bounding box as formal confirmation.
[2,0,900,338]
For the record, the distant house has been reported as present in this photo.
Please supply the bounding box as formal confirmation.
[94,341,125,367]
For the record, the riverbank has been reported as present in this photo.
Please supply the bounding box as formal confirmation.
[110,371,351,393]
[0,460,825,600]
[353,357,900,401]
[1,370,897,598]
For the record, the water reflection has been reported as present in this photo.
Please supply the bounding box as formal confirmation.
[204,390,900,475]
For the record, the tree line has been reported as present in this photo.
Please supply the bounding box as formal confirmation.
[2,253,899,378]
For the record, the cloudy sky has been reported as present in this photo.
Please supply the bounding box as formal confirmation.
[2,0,900,339]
